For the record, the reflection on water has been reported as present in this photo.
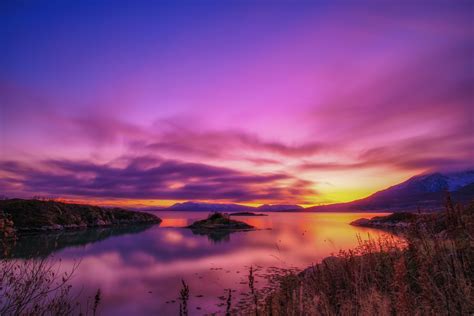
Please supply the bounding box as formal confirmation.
[1,224,155,259]
[7,212,396,315]
[188,227,234,243]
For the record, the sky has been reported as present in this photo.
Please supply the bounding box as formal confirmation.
[0,0,473,207]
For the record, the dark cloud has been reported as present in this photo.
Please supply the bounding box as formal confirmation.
[0,156,317,203]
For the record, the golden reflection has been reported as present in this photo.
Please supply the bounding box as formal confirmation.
[163,231,184,243]
[159,218,189,227]
[238,217,272,229]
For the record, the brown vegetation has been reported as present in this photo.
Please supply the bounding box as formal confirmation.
[0,257,99,315]
[237,198,474,315]
[179,279,190,316]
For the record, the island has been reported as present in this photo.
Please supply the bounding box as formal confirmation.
[350,212,419,230]
[187,212,255,242]
[229,212,268,217]
[187,212,254,230]
[0,199,162,238]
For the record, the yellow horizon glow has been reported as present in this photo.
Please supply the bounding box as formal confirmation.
[43,168,419,209]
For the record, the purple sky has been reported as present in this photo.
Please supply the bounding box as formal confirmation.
[1,1,473,206]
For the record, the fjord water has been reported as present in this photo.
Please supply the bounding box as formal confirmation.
[11,212,395,315]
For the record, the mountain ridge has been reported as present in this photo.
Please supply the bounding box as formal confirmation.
[166,201,303,212]
[157,170,474,213]
[307,170,474,212]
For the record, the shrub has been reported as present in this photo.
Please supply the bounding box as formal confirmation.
[239,200,474,315]
[0,257,99,315]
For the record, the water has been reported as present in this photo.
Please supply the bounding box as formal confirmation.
[6,212,395,315]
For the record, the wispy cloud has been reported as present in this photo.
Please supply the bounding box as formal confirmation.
[0,156,318,203]
[1,1,472,204]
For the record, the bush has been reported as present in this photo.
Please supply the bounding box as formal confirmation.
[239,200,474,315]
[0,257,99,315]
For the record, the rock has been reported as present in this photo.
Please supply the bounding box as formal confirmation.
[0,211,16,239]
[187,212,254,230]
[350,218,371,226]
[95,219,108,226]
[350,212,420,229]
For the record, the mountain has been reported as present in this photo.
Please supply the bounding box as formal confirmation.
[257,204,304,212]
[167,201,303,212]
[168,202,254,212]
[165,171,474,213]
[308,170,474,212]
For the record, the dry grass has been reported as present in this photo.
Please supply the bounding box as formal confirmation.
[0,257,100,316]
[238,199,474,315]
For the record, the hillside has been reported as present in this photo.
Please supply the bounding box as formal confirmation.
[0,199,162,236]
[308,170,474,212]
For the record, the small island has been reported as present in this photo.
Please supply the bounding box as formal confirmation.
[186,212,255,242]
[188,212,254,230]
[229,212,268,217]
[0,199,162,238]
[350,212,419,230]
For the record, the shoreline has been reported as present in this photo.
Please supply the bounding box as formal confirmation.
[0,199,162,239]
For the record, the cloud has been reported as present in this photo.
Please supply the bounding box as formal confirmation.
[298,133,474,173]
[292,38,474,174]
[0,156,318,203]
[0,83,329,160]
[1,1,472,205]
[311,42,473,142]
[143,128,327,159]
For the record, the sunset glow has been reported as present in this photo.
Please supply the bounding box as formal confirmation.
[1,1,472,206]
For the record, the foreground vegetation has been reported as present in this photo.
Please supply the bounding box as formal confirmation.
[0,257,100,315]
[2,198,473,315]
[0,199,159,314]
[235,197,473,315]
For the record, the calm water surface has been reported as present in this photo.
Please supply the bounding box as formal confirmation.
[10,212,395,315]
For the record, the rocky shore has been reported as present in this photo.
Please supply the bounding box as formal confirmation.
[242,199,474,315]
[0,199,162,237]
[350,212,419,230]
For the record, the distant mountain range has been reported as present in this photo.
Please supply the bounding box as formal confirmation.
[163,170,474,213]
[307,170,474,212]
[166,201,303,212]
[258,204,304,211]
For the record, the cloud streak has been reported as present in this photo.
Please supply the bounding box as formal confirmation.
[0,157,317,204]
[1,1,472,204]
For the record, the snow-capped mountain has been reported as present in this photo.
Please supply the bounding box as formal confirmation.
[372,170,474,199]
[308,170,474,212]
